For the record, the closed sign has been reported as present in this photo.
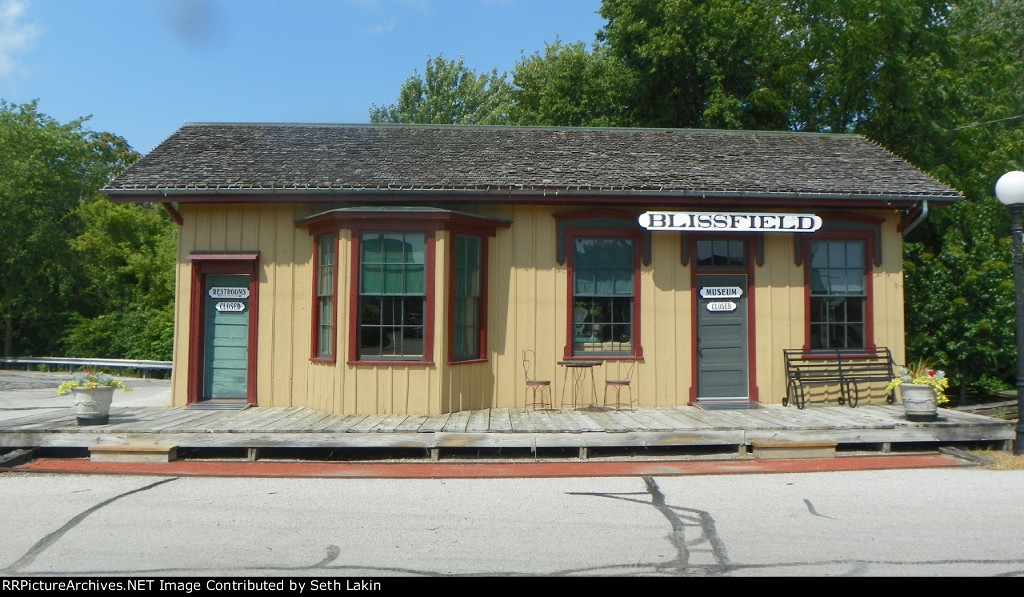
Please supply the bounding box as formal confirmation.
[214,302,246,312]
[706,301,737,312]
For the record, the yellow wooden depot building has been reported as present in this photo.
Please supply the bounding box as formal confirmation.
[103,123,960,415]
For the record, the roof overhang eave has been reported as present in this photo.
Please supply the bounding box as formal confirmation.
[101,186,964,206]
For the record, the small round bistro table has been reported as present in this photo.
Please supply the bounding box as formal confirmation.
[557,360,602,409]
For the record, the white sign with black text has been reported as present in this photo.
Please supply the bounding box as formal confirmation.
[214,302,246,313]
[639,211,822,233]
[209,287,250,299]
[699,287,743,299]
[705,301,738,312]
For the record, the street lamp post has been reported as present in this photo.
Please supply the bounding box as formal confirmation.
[995,170,1024,455]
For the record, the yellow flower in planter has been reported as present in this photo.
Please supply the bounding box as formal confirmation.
[885,361,949,406]
[57,369,133,395]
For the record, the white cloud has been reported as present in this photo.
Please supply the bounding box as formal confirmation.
[0,0,41,79]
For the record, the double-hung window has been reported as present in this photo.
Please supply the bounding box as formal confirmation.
[571,236,636,356]
[358,232,427,360]
[452,235,483,361]
[313,233,337,361]
[809,239,867,350]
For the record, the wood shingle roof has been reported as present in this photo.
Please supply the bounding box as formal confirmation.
[104,123,961,204]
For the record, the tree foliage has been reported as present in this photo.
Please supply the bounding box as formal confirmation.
[0,100,113,356]
[63,199,176,360]
[369,54,511,125]
[0,99,175,360]
[508,40,633,127]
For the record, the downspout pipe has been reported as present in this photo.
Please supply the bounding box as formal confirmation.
[901,200,929,238]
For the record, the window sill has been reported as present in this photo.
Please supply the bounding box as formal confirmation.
[347,360,436,367]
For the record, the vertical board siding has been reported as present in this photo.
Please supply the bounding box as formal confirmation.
[647,231,688,407]
[757,234,807,405]
[170,204,907,414]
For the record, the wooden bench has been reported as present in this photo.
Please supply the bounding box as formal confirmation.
[783,348,896,409]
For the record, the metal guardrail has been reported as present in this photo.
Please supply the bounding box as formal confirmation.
[0,357,172,378]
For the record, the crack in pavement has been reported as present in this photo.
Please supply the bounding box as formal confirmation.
[2,477,178,575]
[642,476,732,575]
[569,476,732,575]
[803,498,836,519]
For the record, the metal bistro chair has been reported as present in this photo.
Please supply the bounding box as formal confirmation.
[603,360,637,411]
[521,349,553,410]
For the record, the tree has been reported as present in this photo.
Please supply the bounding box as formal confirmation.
[0,100,145,358]
[369,54,512,125]
[63,198,176,360]
[597,0,794,129]
[508,40,634,127]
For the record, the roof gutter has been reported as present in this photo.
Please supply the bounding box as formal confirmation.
[104,186,961,204]
[901,199,929,237]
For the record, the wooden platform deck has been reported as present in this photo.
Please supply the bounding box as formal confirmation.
[0,403,1014,461]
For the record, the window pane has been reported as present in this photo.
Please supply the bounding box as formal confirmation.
[359,232,427,359]
[572,237,635,356]
[696,240,746,268]
[809,240,867,349]
[453,235,482,361]
[315,234,336,359]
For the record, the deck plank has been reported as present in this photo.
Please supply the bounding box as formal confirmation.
[524,409,565,432]
[369,414,411,433]
[560,408,607,432]
[442,410,471,433]
[610,409,674,432]
[578,408,631,432]
[347,415,390,432]
[649,407,714,429]
[316,414,369,432]
[508,409,535,433]
[416,414,452,433]
[393,415,430,433]
[465,409,491,433]
[541,409,585,433]
[205,407,299,432]
[145,409,246,432]
[487,409,513,433]
[247,408,313,431]
[664,407,757,429]
[739,408,829,429]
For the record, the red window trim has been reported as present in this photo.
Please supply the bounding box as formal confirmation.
[447,229,490,364]
[301,210,508,367]
[348,226,437,366]
[563,227,644,361]
[802,230,877,352]
[310,233,339,363]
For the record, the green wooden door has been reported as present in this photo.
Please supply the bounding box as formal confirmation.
[202,274,250,400]
[696,274,749,400]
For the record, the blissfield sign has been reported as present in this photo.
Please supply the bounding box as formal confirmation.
[639,211,822,233]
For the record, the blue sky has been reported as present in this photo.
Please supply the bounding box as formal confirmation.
[0,0,606,155]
